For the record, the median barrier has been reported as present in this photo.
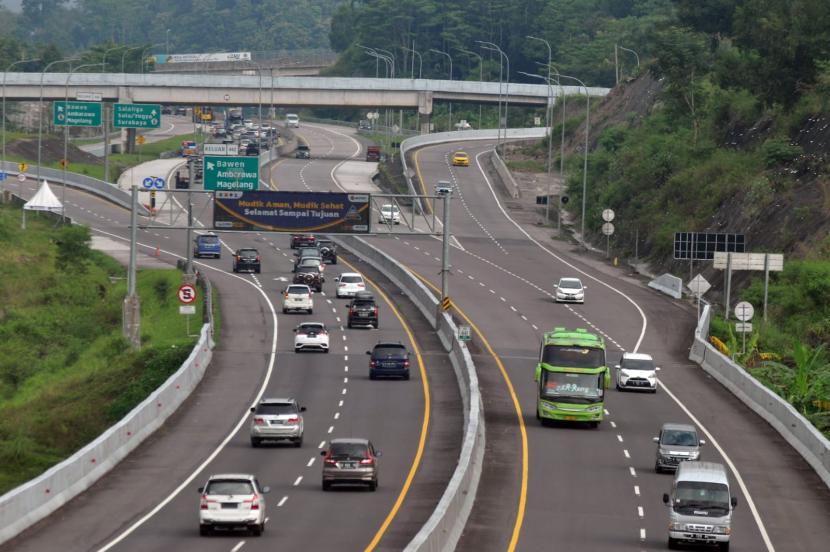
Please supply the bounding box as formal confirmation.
[490,149,521,199]
[690,305,830,489]
[333,235,484,552]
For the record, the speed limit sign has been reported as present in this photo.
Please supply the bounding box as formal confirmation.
[177,284,197,304]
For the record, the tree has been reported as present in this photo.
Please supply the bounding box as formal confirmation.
[54,225,92,273]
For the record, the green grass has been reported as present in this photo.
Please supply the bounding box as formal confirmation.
[0,204,202,494]
[507,159,547,173]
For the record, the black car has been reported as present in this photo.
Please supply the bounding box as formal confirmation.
[293,266,323,292]
[245,143,260,156]
[317,239,338,265]
[290,234,317,249]
[233,248,261,273]
[295,144,311,159]
[366,342,410,380]
[161,105,172,115]
[174,106,187,116]
[347,291,378,329]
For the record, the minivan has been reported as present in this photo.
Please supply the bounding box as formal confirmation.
[662,461,737,550]
[654,423,705,473]
[286,113,300,128]
[194,233,221,259]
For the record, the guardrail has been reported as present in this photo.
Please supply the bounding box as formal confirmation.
[333,235,484,552]
[399,128,548,213]
[689,305,830,488]
[0,161,150,216]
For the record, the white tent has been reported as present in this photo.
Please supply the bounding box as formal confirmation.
[24,180,62,213]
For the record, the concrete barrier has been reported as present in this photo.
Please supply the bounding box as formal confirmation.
[648,273,683,299]
[333,235,484,552]
[690,305,830,489]
[490,150,520,199]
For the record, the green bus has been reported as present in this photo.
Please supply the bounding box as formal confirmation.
[534,327,610,428]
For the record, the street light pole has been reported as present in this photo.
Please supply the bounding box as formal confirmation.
[3,58,39,178]
[429,49,453,131]
[402,44,422,79]
[166,29,171,56]
[478,42,509,156]
[555,73,590,247]
[37,57,78,185]
[519,71,554,224]
[140,43,164,74]
[456,48,483,129]
[63,62,104,222]
[121,45,141,73]
[616,44,640,83]
[527,36,552,151]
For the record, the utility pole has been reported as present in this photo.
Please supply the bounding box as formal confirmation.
[124,185,141,348]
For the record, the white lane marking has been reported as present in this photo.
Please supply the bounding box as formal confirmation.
[634,485,640,496]
[604,409,610,416]
[637,506,644,518]
[629,467,637,477]
[334,412,340,420]
[278,496,288,507]
[344,366,348,372]
[610,421,617,428]
[509,305,517,312]
[479,281,485,287]
[307,457,315,467]
[318,441,326,449]
[96,229,281,552]
[344,346,348,352]
[343,377,348,383]
[342,335,347,341]
[328,426,334,433]
[500,296,506,302]
[623,449,630,459]
[658,381,775,550]
[520,315,527,321]
[326,299,332,304]
[342,388,347,395]
[231,541,245,552]
[338,400,344,407]
[617,435,624,443]
[532,324,539,330]
[336,316,341,323]
[639,528,646,541]
[344,355,348,361]
[293,476,302,486]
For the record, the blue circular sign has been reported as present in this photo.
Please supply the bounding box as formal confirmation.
[142,177,154,189]
[153,177,165,190]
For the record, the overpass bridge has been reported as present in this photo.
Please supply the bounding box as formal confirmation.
[2,73,609,133]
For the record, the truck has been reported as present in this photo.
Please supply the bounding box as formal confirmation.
[366,146,380,162]
[534,327,610,428]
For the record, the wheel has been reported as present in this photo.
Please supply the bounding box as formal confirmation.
[251,437,261,447]
[199,525,211,537]
[536,407,541,421]
[251,524,262,537]
[347,322,353,329]
[283,308,288,314]
[368,480,377,492]
[322,480,331,491]
[374,319,379,329]
[369,371,376,380]
[308,309,313,314]
[332,259,338,265]
[668,537,679,550]
[616,383,622,391]
[588,421,599,429]
[233,266,238,273]
[294,436,303,448]
[255,267,261,274]
[655,462,662,474]
[717,542,730,551]
[403,371,410,381]
[324,348,329,353]
[295,347,301,353]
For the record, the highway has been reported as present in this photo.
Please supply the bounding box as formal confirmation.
[270,123,830,551]
[1,126,461,551]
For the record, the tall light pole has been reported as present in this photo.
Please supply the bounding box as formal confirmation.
[615,44,640,84]
[538,62,566,236]
[456,48,483,129]
[3,58,39,177]
[37,57,78,184]
[101,45,122,73]
[140,43,163,74]
[478,42,509,155]
[166,29,171,56]
[243,61,263,125]
[429,49,453,131]
[527,36,552,145]
[121,45,141,73]
[63,62,104,222]
[519,71,555,224]
[375,48,396,78]
[402,44,422,79]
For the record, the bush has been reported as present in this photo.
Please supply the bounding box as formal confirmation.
[760,137,802,167]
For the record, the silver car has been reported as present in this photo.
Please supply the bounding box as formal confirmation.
[198,474,269,536]
[250,398,306,447]
[654,423,705,473]
[320,438,381,491]
[554,277,586,303]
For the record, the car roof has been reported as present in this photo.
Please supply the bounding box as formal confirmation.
[374,341,405,348]
[330,437,370,446]
[622,352,653,361]
[237,247,258,252]
[287,284,311,290]
[559,277,582,283]
[259,398,297,405]
[207,473,255,481]
[675,462,729,485]
[454,151,467,155]
[661,422,697,432]
[300,321,325,326]
[340,272,362,278]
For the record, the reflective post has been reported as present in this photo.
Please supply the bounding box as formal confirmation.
[440,192,451,325]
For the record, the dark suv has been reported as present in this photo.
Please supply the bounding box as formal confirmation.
[232,248,261,273]
[317,238,338,264]
[347,291,378,329]
[293,266,323,292]
[367,342,410,380]
[290,234,317,249]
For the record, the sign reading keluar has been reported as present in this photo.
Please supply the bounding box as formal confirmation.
[214,191,371,233]
[114,103,161,129]
[53,101,101,127]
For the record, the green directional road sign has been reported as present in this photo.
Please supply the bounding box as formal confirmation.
[53,101,101,127]
[114,103,162,129]
[203,155,260,191]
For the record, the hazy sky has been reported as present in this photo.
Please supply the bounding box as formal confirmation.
[0,0,22,12]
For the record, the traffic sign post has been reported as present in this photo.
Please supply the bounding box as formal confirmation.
[441,297,451,311]
[142,177,155,189]
[734,301,755,354]
[53,101,102,127]
[114,103,161,129]
[687,274,711,321]
[0,171,6,182]
[458,325,471,342]
[203,155,259,191]
[177,284,198,337]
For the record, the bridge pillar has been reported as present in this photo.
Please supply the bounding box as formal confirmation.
[418,91,433,135]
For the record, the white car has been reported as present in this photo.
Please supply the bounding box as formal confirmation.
[283,284,313,314]
[198,474,269,536]
[554,277,585,303]
[379,204,401,225]
[285,113,300,128]
[294,322,330,353]
[434,181,453,195]
[335,272,366,298]
[616,352,658,392]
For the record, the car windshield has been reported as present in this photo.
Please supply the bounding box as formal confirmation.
[287,286,310,295]
[298,145,309,150]
[382,205,398,212]
[300,324,325,333]
[238,250,258,258]
[559,279,582,289]
[330,443,370,459]
[540,371,603,402]
[340,275,363,284]
[205,480,253,496]
[673,482,730,515]
[661,430,698,446]
[542,345,605,368]
[297,267,319,274]
[373,345,406,358]
[621,358,655,370]
[255,403,297,416]
[353,300,375,308]
[199,236,219,244]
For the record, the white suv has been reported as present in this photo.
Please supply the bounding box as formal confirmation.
[250,398,306,447]
[283,284,313,314]
[285,113,300,128]
[615,352,658,392]
[198,474,269,536]
[335,272,366,298]
[379,204,401,224]
[554,277,585,303]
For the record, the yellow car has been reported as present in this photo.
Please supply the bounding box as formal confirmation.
[452,152,470,167]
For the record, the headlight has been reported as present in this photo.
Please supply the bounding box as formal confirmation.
[586,405,602,412]
[689,451,700,460]
[670,522,684,531]
[712,526,730,535]
[541,402,557,411]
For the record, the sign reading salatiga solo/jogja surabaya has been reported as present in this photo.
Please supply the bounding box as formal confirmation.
[114,103,161,128]
[53,101,101,127]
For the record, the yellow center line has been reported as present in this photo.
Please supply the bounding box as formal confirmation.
[337,258,431,552]
[402,262,528,552]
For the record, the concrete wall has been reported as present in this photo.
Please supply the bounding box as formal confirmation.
[690,305,830,488]
[490,150,520,199]
[333,235,484,552]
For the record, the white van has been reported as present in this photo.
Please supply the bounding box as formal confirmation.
[662,461,737,550]
[286,113,300,128]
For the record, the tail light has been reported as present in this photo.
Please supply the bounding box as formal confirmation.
[404,360,410,367]
[370,360,376,368]
[256,256,261,262]
[244,495,260,510]
[286,416,299,424]
[200,496,216,510]
[357,283,365,288]
[254,417,266,425]
[323,451,337,465]
[360,457,374,465]
[373,307,378,316]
